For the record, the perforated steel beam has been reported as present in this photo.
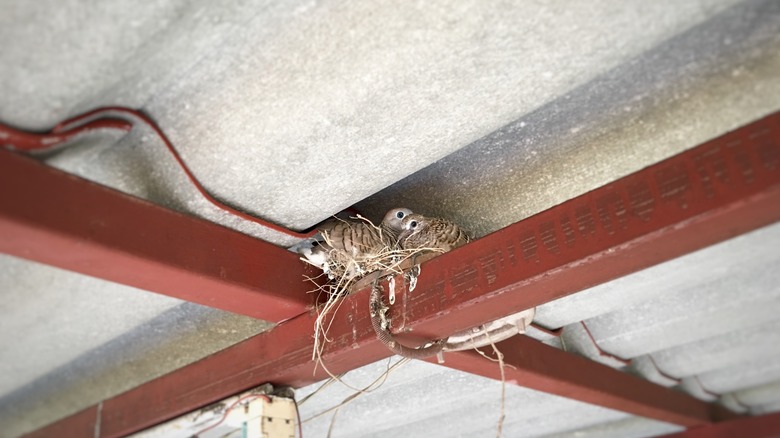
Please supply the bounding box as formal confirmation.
[0,149,315,321]
[24,111,780,436]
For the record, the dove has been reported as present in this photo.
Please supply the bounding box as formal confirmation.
[299,208,412,280]
[398,213,469,252]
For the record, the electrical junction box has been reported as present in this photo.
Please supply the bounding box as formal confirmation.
[223,396,296,438]
[133,386,297,438]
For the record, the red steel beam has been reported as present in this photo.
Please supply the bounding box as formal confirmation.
[425,336,736,427]
[662,411,780,437]
[25,112,780,436]
[0,149,315,321]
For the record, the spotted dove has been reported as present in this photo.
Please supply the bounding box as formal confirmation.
[299,208,412,279]
[398,213,469,252]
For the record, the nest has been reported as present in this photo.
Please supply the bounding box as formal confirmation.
[301,216,444,373]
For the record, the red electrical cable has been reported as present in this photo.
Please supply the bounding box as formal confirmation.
[0,107,317,239]
[0,117,133,151]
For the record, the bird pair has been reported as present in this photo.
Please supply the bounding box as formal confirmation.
[299,208,469,282]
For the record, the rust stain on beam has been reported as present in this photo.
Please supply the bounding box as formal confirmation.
[0,150,316,321]
[23,112,780,437]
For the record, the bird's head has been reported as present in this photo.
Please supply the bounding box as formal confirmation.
[381,207,413,232]
[398,213,428,241]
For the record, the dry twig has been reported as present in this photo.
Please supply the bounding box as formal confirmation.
[487,335,507,438]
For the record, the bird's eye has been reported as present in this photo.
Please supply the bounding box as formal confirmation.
[409,220,418,229]
[396,211,405,219]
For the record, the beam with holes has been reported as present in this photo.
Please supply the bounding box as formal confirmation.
[0,149,316,321]
[24,111,780,436]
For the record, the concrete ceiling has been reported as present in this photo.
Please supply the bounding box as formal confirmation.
[1,0,779,436]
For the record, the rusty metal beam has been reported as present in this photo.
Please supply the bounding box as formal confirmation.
[24,112,780,436]
[0,149,315,321]
[426,336,736,427]
[662,411,780,437]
